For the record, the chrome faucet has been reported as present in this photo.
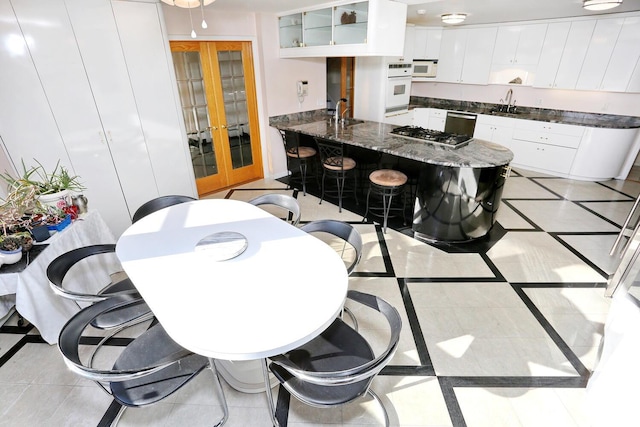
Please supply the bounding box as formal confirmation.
[334,98,347,123]
[504,89,514,113]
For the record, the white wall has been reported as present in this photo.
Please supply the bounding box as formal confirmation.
[412,78,640,117]
[161,5,327,180]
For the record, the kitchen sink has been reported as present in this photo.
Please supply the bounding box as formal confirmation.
[327,118,365,127]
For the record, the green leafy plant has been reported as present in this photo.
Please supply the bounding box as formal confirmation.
[0,159,85,195]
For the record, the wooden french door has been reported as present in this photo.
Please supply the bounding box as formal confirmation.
[170,41,263,196]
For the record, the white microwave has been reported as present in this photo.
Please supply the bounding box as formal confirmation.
[413,60,437,78]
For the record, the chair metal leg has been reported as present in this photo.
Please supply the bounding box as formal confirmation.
[319,170,326,206]
[300,160,308,196]
[110,404,127,426]
[262,358,280,427]
[208,359,229,426]
[367,389,390,427]
[336,176,344,212]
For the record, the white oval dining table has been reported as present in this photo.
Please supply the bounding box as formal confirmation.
[115,198,349,361]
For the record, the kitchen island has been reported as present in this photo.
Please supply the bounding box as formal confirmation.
[271,113,514,242]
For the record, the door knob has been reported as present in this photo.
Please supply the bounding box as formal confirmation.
[210,126,218,131]
[221,124,227,129]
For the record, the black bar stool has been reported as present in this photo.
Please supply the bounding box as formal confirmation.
[314,137,358,213]
[364,169,408,233]
[280,129,317,196]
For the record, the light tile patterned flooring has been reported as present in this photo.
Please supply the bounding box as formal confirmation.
[1,167,638,426]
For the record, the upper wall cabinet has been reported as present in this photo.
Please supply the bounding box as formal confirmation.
[492,24,547,65]
[489,24,547,85]
[278,0,407,58]
[436,27,497,85]
[412,27,442,60]
[575,17,625,91]
[534,20,595,89]
[600,17,640,92]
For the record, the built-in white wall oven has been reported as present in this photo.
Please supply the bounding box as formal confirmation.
[385,63,412,114]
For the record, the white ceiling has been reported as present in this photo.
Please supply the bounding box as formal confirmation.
[207,0,640,26]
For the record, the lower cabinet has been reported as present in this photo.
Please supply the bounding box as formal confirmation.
[473,114,514,148]
[509,140,577,175]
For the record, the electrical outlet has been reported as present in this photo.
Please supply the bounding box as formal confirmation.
[535,98,543,106]
[317,98,325,107]
[602,103,610,111]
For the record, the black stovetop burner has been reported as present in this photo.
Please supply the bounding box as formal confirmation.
[390,125,473,148]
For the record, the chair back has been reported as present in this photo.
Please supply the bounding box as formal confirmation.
[280,129,300,159]
[47,244,136,303]
[132,195,196,223]
[58,294,208,406]
[315,137,349,172]
[269,290,401,395]
[248,193,301,226]
[300,219,362,275]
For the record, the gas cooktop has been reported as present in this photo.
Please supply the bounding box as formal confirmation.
[390,125,473,148]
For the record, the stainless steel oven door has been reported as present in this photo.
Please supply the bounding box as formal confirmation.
[444,112,477,137]
[385,76,411,114]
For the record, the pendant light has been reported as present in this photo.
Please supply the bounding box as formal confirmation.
[582,0,622,10]
[160,0,215,37]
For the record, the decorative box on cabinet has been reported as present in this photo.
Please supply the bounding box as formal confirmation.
[278,0,407,58]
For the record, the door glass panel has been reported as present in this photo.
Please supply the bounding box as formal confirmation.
[218,50,253,169]
[172,51,217,179]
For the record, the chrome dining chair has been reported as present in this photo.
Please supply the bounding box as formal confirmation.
[300,219,362,329]
[300,219,362,275]
[47,244,152,330]
[131,195,197,223]
[267,291,401,427]
[58,294,229,426]
[248,193,301,226]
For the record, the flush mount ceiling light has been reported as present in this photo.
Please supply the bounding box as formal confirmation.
[582,0,623,10]
[161,0,216,38]
[441,13,467,24]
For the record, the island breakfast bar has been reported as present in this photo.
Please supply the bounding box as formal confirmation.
[271,114,514,242]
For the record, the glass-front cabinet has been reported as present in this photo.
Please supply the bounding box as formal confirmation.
[278,0,406,57]
[333,2,368,45]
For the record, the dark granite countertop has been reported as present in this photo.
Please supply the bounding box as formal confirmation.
[271,111,514,169]
[410,97,640,129]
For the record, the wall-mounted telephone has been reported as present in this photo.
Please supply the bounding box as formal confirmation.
[297,80,308,97]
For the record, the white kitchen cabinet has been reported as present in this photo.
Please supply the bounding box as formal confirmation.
[384,110,413,126]
[278,0,407,58]
[601,17,640,92]
[576,17,624,91]
[552,20,596,89]
[473,115,514,149]
[571,127,640,180]
[510,140,577,175]
[492,24,547,65]
[437,27,497,84]
[427,109,446,131]
[510,119,584,175]
[412,27,442,60]
[0,0,71,175]
[0,0,195,236]
[412,108,430,128]
[534,22,571,88]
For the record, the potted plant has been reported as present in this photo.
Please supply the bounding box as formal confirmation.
[0,159,84,207]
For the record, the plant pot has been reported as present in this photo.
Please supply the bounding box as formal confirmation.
[0,247,22,267]
[37,189,70,210]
